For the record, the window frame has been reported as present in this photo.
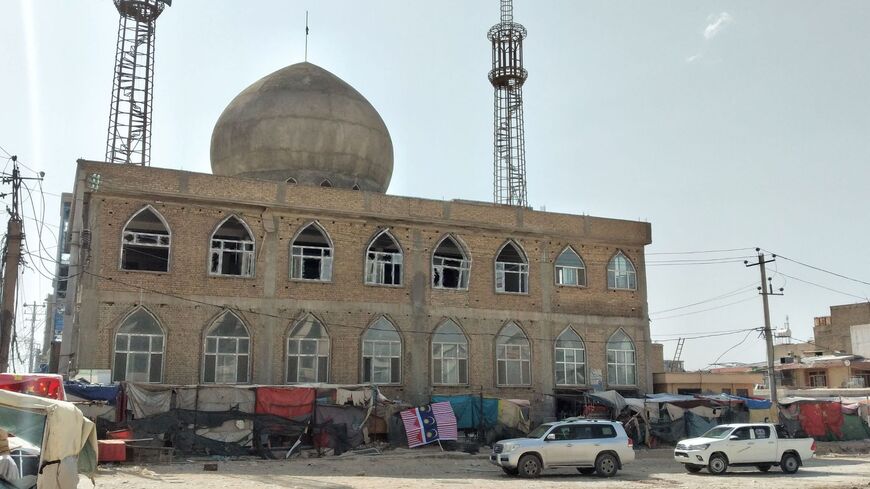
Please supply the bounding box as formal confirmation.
[286,314,330,384]
[607,251,637,291]
[554,246,586,287]
[431,319,469,386]
[202,311,251,384]
[208,215,256,278]
[495,321,531,386]
[807,369,827,387]
[494,240,529,295]
[119,205,172,273]
[361,316,402,385]
[606,329,637,386]
[554,327,587,386]
[289,221,334,282]
[431,235,471,291]
[364,229,404,287]
[111,307,165,383]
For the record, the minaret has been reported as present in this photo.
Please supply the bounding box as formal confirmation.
[488,0,528,207]
[105,0,170,166]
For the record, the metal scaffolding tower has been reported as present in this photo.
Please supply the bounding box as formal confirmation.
[488,0,528,207]
[105,0,170,166]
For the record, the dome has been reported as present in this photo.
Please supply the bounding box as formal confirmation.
[210,62,393,192]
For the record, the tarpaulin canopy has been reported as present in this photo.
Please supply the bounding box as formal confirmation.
[588,391,627,412]
[176,385,255,413]
[63,381,119,405]
[431,395,498,430]
[255,387,316,419]
[125,383,172,418]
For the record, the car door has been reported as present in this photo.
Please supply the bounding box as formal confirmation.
[746,425,776,462]
[541,425,575,466]
[726,426,755,463]
[565,424,596,465]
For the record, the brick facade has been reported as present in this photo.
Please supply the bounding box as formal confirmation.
[62,161,653,422]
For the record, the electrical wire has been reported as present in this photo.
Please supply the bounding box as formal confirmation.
[705,329,760,368]
[649,281,758,315]
[650,295,758,321]
[769,270,867,301]
[763,250,870,288]
[647,247,755,256]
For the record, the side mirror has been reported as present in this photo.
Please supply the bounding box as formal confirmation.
[729,435,739,441]
[545,433,556,441]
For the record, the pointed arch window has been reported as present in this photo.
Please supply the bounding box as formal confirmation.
[121,206,170,272]
[432,235,470,290]
[496,321,530,386]
[555,247,586,287]
[286,177,297,185]
[352,184,361,191]
[290,223,333,281]
[606,330,636,386]
[495,241,528,294]
[365,230,403,286]
[320,179,333,188]
[362,317,401,384]
[555,328,586,386]
[432,319,468,385]
[203,311,250,384]
[210,216,255,277]
[607,251,637,290]
[112,308,164,383]
[287,315,329,383]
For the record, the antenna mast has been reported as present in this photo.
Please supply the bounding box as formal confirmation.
[105,0,170,166]
[488,0,528,207]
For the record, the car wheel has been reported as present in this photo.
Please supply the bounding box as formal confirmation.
[501,467,519,476]
[517,454,542,478]
[595,453,619,478]
[756,464,772,472]
[577,467,596,475]
[780,453,800,474]
[685,464,703,473]
[707,454,728,475]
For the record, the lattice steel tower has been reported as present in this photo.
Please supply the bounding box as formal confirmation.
[105,0,171,166]
[488,0,528,207]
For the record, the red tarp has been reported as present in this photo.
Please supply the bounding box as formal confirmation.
[799,402,844,439]
[255,387,315,419]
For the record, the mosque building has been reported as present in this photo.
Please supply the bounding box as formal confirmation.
[58,61,652,421]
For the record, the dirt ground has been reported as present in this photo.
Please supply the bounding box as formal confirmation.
[80,447,870,489]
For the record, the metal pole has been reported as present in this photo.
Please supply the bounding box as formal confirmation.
[0,219,22,372]
[27,302,36,372]
[757,253,778,410]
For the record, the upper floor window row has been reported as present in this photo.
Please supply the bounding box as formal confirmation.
[119,208,637,290]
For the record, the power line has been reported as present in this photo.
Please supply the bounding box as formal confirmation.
[647,247,755,256]
[706,329,760,368]
[650,295,758,321]
[770,270,867,301]
[649,282,757,315]
[764,250,870,288]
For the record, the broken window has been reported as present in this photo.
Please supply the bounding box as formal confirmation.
[606,330,636,386]
[112,307,164,383]
[495,241,528,293]
[365,230,403,286]
[290,223,333,281]
[287,314,329,383]
[210,216,255,277]
[432,319,468,385]
[362,316,401,384]
[432,235,470,290]
[203,311,250,384]
[555,247,586,286]
[607,251,637,290]
[496,321,530,386]
[555,328,586,386]
[121,206,170,272]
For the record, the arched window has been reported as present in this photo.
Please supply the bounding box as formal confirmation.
[496,321,530,385]
[607,251,637,290]
[365,230,403,286]
[290,222,333,281]
[286,177,297,185]
[361,316,401,384]
[555,328,586,386]
[287,314,329,383]
[320,179,333,188]
[121,206,170,272]
[210,216,255,277]
[352,184,361,191]
[606,330,636,386]
[495,241,528,293]
[112,308,164,383]
[432,235,470,290]
[203,311,250,384]
[432,319,468,385]
[555,247,586,287]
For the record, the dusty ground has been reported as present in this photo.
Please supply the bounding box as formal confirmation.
[79,447,870,489]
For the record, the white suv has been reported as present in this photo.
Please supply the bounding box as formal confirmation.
[490,419,635,478]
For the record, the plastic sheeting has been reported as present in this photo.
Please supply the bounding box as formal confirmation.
[431,395,498,430]
[799,402,844,440]
[841,414,870,441]
[685,411,716,438]
[125,383,172,418]
[176,386,255,413]
[63,382,120,405]
[256,387,316,419]
[315,405,367,450]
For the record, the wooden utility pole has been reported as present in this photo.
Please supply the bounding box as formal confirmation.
[745,248,784,420]
[24,302,45,372]
[0,158,23,372]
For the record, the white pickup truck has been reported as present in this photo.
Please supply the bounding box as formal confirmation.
[674,423,815,475]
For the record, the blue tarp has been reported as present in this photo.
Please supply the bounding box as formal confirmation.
[64,381,120,405]
[685,411,717,437]
[645,393,697,403]
[431,395,498,430]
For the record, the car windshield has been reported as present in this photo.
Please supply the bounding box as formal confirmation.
[527,424,553,438]
[701,426,734,439]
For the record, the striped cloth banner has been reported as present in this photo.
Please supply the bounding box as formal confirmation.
[400,401,458,447]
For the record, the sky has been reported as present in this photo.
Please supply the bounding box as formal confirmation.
[0,0,868,372]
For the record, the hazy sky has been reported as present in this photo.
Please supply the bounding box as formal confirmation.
[1,1,868,372]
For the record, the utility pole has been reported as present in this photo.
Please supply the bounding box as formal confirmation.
[0,156,44,372]
[745,248,784,419]
[24,302,45,373]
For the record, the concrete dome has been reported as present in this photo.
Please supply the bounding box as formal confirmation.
[210,62,393,192]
